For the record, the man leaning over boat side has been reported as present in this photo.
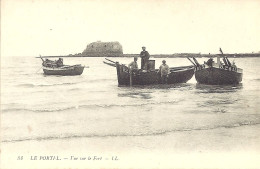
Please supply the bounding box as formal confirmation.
[140,46,150,70]
[158,60,170,84]
[128,57,138,72]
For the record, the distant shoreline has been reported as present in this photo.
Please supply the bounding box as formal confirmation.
[36,53,260,58]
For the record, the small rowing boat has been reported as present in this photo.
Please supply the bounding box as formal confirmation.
[40,57,85,76]
[42,64,85,76]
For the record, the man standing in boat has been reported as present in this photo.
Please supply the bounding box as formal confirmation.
[140,46,150,70]
[128,57,138,71]
[158,60,170,84]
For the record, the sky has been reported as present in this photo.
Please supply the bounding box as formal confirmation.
[1,0,260,56]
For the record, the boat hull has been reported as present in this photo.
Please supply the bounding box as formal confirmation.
[116,63,194,85]
[43,65,84,76]
[195,66,242,85]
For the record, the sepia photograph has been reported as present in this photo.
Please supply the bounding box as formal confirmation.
[1,0,260,168]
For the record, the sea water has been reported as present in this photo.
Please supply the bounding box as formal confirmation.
[1,56,260,152]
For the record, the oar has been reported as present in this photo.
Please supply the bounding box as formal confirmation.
[39,55,44,62]
[222,57,228,65]
[219,48,232,66]
[225,57,232,66]
[219,48,224,55]
[219,47,227,64]
[105,58,117,64]
[36,55,44,73]
[192,57,200,66]
[35,66,43,73]
[103,61,116,67]
[129,69,133,87]
[187,57,196,66]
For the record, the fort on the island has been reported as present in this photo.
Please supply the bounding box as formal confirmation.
[81,41,123,57]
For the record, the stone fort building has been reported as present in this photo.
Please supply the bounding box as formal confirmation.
[82,41,123,57]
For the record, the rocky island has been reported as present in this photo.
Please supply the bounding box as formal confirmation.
[80,41,123,57]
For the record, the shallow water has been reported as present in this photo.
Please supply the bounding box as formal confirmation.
[1,56,260,144]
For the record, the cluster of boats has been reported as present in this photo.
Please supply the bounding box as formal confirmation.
[40,50,243,86]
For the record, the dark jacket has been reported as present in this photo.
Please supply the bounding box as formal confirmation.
[140,51,150,59]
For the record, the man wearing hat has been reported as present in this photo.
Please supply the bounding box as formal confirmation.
[158,60,170,84]
[140,46,150,70]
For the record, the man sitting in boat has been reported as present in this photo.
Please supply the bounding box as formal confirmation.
[158,60,170,84]
[42,58,63,68]
[42,58,56,67]
[206,57,214,67]
[56,58,63,67]
[232,60,237,69]
[140,46,150,70]
[128,57,138,72]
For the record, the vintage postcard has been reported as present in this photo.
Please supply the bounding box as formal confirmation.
[1,0,260,168]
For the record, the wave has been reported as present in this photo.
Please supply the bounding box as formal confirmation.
[16,81,87,87]
[12,72,32,76]
[68,88,81,91]
[196,90,237,94]
[16,78,114,88]
[200,99,237,107]
[86,78,114,83]
[1,100,181,113]
[195,84,243,93]
[17,84,36,88]
[1,106,76,113]
[2,121,260,143]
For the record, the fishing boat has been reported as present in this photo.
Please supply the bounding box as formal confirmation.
[104,58,194,86]
[188,48,243,85]
[40,57,85,76]
[42,64,85,76]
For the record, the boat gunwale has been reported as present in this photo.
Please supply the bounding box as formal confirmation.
[195,64,243,74]
[42,64,84,71]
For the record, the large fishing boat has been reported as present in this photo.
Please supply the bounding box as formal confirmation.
[104,58,194,86]
[189,49,243,85]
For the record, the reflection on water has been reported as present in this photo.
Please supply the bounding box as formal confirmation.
[117,83,195,99]
[197,98,240,110]
[194,83,244,115]
[195,83,243,93]
[118,83,194,89]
